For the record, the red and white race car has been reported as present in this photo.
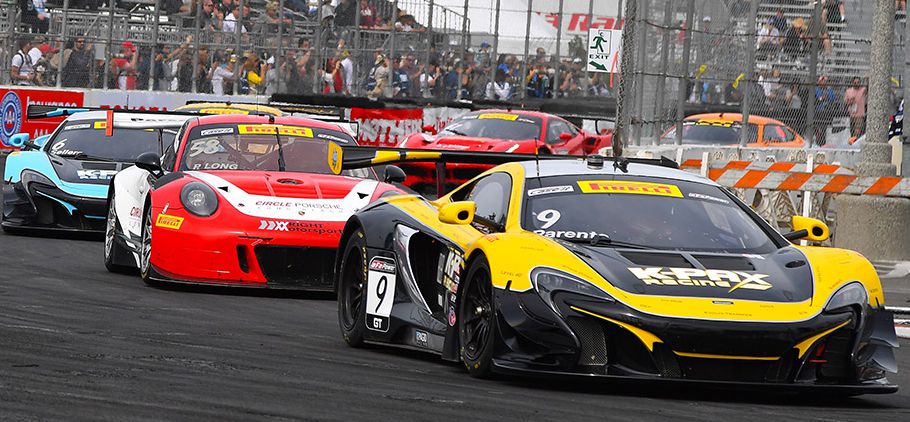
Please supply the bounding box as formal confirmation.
[398,109,611,193]
[104,114,405,290]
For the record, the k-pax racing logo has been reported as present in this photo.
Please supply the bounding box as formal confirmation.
[628,267,772,293]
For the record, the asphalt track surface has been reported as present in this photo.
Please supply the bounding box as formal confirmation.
[0,233,907,421]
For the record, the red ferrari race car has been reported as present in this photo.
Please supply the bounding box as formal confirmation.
[104,114,406,290]
[397,109,611,194]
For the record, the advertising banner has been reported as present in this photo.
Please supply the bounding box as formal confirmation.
[1,87,85,148]
[349,107,424,147]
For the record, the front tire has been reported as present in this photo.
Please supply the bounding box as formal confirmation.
[104,190,133,273]
[458,255,497,378]
[139,203,158,286]
[337,228,368,347]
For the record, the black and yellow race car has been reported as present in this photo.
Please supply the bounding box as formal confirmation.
[331,150,899,394]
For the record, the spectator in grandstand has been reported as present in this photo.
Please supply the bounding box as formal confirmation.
[18,0,49,34]
[60,37,93,88]
[222,4,250,34]
[335,0,356,27]
[363,52,383,92]
[321,58,345,94]
[209,53,237,95]
[486,68,512,101]
[476,42,492,67]
[111,41,140,90]
[757,22,781,59]
[844,77,868,138]
[359,0,377,28]
[899,0,908,13]
[442,61,461,100]
[534,47,548,66]
[814,75,837,145]
[259,2,293,34]
[175,50,195,92]
[823,0,846,24]
[391,56,409,97]
[320,0,335,27]
[367,57,390,99]
[769,10,788,33]
[526,65,550,98]
[419,62,442,98]
[196,47,212,93]
[33,43,58,87]
[783,18,807,60]
[196,0,220,31]
[10,37,36,86]
[785,83,803,109]
[238,52,265,95]
[341,50,354,95]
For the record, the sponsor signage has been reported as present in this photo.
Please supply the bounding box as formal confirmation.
[0,88,85,148]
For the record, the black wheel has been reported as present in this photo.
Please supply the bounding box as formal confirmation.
[139,203,158,286]
[458,255,497,378]
[104,190,133,273]
[337,228,367,347]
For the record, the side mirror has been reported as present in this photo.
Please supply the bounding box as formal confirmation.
[135,152,163,177]
[422,124,437,135]
[383,165,406,184]
[8,133,29,149]
[783,216,830,242]
[33,135,51,148]
[559,133,573,141]
[438,201,475,225]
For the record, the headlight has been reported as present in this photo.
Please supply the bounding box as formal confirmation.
[531,267,614,315]
[180,181,219,217]
[824,282,868,312]
[21,170,55,188]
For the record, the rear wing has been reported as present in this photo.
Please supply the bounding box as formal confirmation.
[333,146,678,197]
[26,105,200,120]
[182,100,359,136]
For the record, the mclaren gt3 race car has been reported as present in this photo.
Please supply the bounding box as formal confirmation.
[105,114,406,290]
[335,153,898,394]
[397,110,611,194]
[3,109,191,233]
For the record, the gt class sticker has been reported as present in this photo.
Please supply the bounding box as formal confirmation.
[628,267,772,293]
[578,181,683,198]
[155,213,184,230]
[366,257,397,332]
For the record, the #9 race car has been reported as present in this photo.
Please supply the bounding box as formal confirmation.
[3,109,191,234]
[398,110,612,194]
[105,114,406,290]
[335,153,898,394]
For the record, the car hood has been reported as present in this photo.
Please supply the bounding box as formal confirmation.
[421,135,531,151]
[186,171,380,222]
[564,243,814,303]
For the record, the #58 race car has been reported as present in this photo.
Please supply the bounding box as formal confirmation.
[3,108,191,234]
[334,152,898,394]
[104,114,406,290]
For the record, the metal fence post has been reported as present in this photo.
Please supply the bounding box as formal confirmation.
[234,0,245,95]
[551,0,564,99]
[462,0,469,63]
[312,2,323,94]
[633,0,648,143]
[149,0,160,91]
[739,0,759,147]
[652,0,672,145]
[277,0,285,95]
[55,0,70,88]
[616,0,637,147]
[520,0,532,99]
[353,0,362,96]
[103,1,115,89]
[675,0,695,146]
[805,0,823,147]
[426,0,435,97]
[192,0,203,93]
[490,0,502,98]
[387,0,398,97]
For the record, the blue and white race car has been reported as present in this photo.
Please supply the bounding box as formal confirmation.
[2,109,193,234]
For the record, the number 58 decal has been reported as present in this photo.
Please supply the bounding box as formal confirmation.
[366,257,397,332]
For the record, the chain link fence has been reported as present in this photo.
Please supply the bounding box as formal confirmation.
[622,0,885,148]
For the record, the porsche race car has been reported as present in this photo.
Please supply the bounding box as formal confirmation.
[2,109,192,234]
[398,110,612,194]
[104,114,406,290]
[334,153,898,394]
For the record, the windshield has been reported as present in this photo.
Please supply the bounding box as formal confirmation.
[45,121,170,161]
[522,176,778,254]
[661,121,756,145]
[439,112,542,141]
[179,123,373,178]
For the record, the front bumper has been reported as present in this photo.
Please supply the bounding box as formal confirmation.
[489,288,899,393]
[148,206,343,291]
[2,180,107,232]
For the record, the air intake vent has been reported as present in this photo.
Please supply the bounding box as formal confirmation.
[81,162,118,170]
[692,255,755,271]
[620,252,693,268]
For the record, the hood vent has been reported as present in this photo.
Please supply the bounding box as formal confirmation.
[79,162,119,170]
[691,255,755,271]
[619,252,693,268]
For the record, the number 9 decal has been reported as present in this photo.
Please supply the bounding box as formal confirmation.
[366,257,397,332]
[537,209,561,229]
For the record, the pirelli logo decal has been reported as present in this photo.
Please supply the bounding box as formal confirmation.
[155,213,184,230]
[628,267,772,293]
[237,125,314,137]
[478,113,519,121]
[577,181,683,198]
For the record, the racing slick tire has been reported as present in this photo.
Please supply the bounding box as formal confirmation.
[139,203,160,287]
[338,228,368,347]
[458,255,497,379]
[104,190,133,274]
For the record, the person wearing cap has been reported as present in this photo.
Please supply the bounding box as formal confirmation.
[813,75,836,145]
[341,50,354,95]
[210,53,237,96]
[34,43,59,86]
[477,41,491,66]
[111,41,140,90]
